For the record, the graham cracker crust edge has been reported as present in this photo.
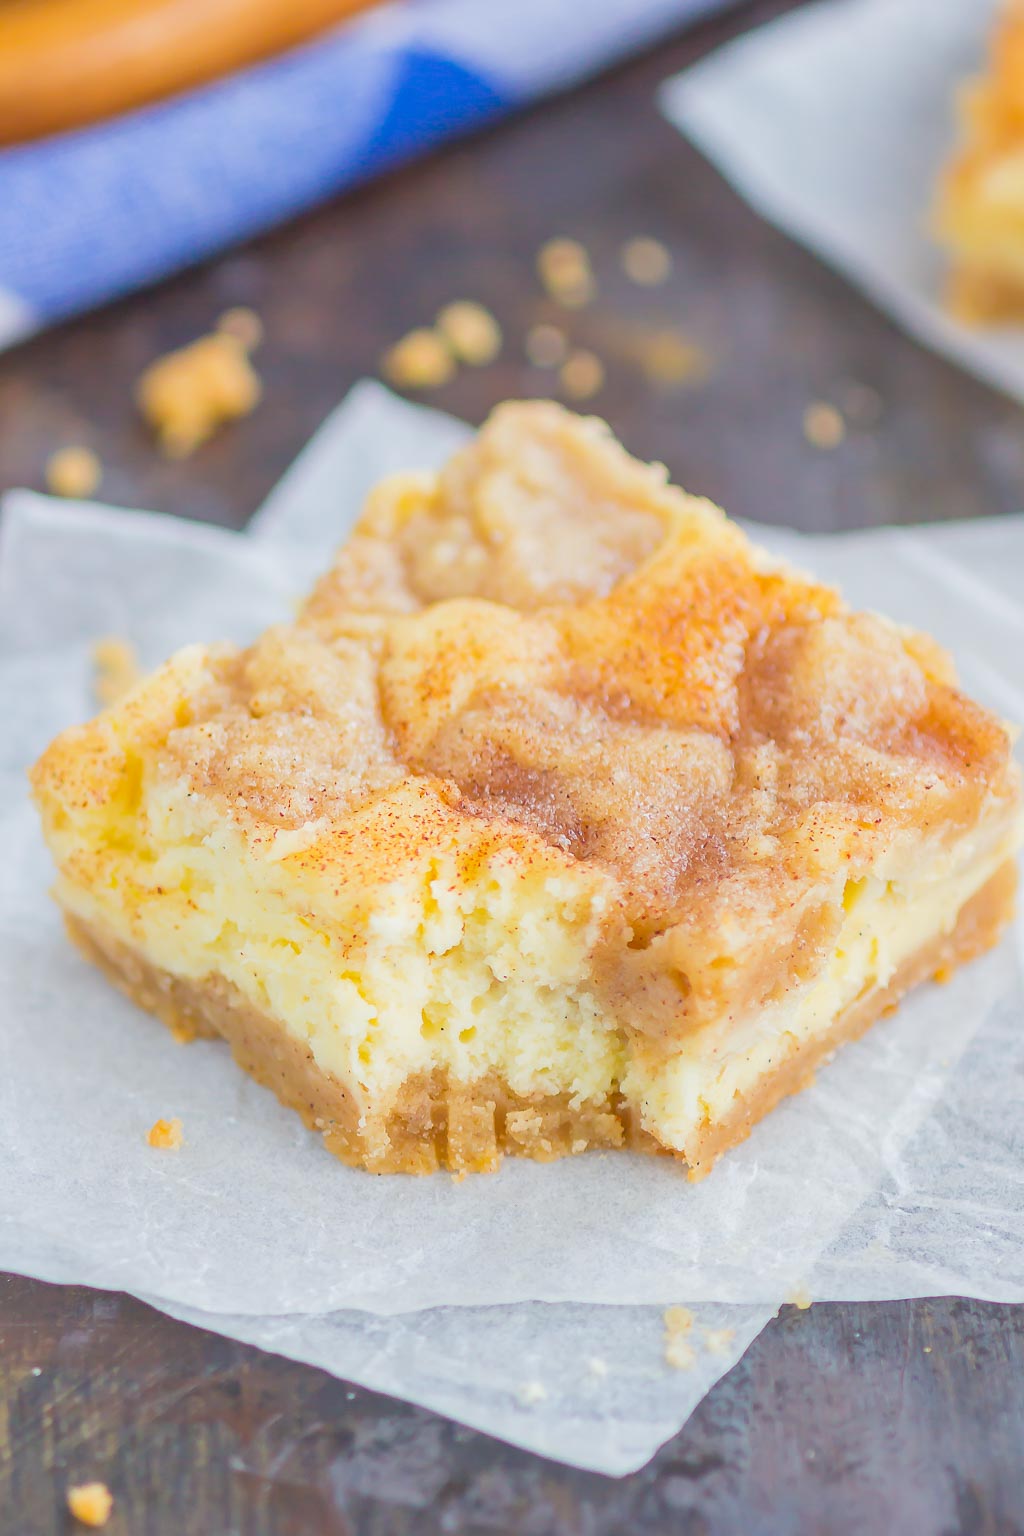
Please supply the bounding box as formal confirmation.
[63,858,1017,1177]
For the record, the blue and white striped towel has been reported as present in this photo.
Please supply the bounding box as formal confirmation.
[0,0,736,351]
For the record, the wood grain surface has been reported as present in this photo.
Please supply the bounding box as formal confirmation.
[1,2,1022,1531]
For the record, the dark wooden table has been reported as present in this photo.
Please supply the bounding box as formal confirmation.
[2,2,1022,1530]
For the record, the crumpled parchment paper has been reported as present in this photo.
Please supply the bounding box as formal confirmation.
[1,382,1021,1474]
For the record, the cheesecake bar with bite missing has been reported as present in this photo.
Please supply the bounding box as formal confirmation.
[31,403,1023,1176]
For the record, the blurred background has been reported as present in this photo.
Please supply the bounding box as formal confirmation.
[0,0,1020,539]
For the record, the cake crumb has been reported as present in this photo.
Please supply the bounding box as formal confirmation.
[45,446,101,500]
[537,238,596,308]
[381,328,454,391]
[517,1379,548,1406]
[786,1287,813,1311]
[217,306,263,351]
[587,1355,609,1378]
[137,332,261,457]
[92,637,140,708]
[559,349,605,401]
[664,1306,695,1370]
[638,329,710,388]
[525,323,568,368]
[923,1345,933,1353]
[147,1117,183,1150]
[702,1327,736,1355]
[436,302,502,366]
[803,402,845,450]
[621,236,672,286]
[67,1483,113,1527]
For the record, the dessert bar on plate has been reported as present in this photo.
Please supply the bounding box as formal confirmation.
[936,0,1024,321]
[32,403,1023,1176]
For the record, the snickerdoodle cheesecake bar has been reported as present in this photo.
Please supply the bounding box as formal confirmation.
[31,403,1023,1175]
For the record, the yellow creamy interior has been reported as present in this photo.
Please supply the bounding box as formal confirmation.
[626,820,1019,1145]
[44,753,1019,1155]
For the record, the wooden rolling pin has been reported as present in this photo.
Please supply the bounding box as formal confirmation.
[0,0,385,145]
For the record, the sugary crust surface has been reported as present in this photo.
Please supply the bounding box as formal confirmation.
[32,403,1021,1045]
[64,859,1017,1176]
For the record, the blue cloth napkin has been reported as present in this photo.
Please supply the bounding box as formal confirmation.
[0,0,735,350]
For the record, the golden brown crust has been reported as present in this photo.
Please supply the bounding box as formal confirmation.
[63,859,1017,1176]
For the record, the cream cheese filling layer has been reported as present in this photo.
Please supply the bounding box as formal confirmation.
[51,782,1020,1150]
[626,819,1022,1152]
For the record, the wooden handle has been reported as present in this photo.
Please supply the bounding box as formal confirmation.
[0,0,385,145]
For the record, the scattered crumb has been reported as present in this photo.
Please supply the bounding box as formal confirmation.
[147,1117,184,1151]
[67,1483,113,1528]
[702,1327,736,1355]
[621,236,672,286]
[31,1367,41,1377]
[923,1345,933,1354]
[559,348,605,401]
[450,1168,468,1185]
[525,322,568,368]
[517,1379,548,1406]
[217,306,263,351]
[436,301,502,367]
[381,328,454,391]
[168,1020,199,1045]
[136,332,261,457]
[537,238,596,308]
[638,329,710,388]
[803,401,845,450]
[786,1287,813,1311]
[663,1306,695,1370]
[841,381,883,426]
[586,1356,609,1379]
[92,637,140,708]
[45,445,101,500]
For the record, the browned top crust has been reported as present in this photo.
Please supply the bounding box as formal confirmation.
[32,402,1021,1038]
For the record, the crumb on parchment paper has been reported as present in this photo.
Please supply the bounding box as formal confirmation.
[702,1327,736,1355]
[786,1287,813,1311]
[516,1379,548,1406]
[67,1483,113,1527]
[147,1117,183,1150]
[663,1306,695,1370]
[92,637,140,708]
[136,331,261,457]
